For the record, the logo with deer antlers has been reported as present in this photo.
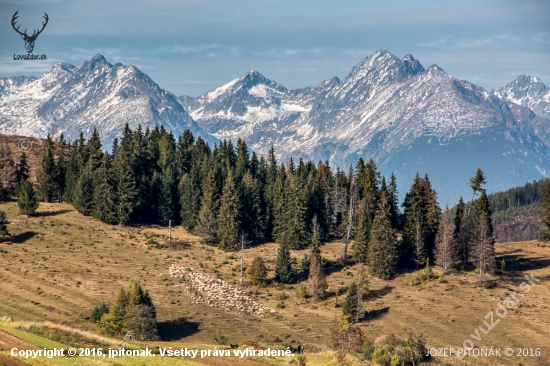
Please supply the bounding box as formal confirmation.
[11,10,49,54]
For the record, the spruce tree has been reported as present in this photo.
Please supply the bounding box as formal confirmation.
[90,302,109,323]
[342,282,359,319]
[353,198,372,264]
[92,155,117,224]
[196,170,219,242]
[36,135,58,202]
[240,171,263,240]
[388,172,400,227]
[111,287,128,333]
[124,279,159,340]
[64,142,80,204]
[55,134,69,201]
[275,241,292,283]
[17,179,39,218]
[2,147,18,197]
[154,171,175,225]
[15,152,30,184]
[217,172,240,251]
[368,191,398,279]
[454,197,468,264]
[0,210,9,240]
[113,157,137,226]
[435,205,458,270]
[277,175,308,249]
[74,168,94,216]
[469,168,486,203]
[402,174,440,266]
[86,129,103,172]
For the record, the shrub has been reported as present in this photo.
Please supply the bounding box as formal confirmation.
[371,345,394,366]
[362,341,375,360]
[298,283,308,298]
[297,355,307,366]
[390,353,405,366]
[96,313,118,337]
[90,302,109,323]
[247,257,267,286]
[212,330,228,345]
[420,258,432,282]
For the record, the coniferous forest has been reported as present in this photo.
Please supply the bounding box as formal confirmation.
[19,124,547,281]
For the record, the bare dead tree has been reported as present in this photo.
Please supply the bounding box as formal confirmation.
[238,230,252,285]
[342,181,359,261]
[469,212,495,284]
[435,206,459,270]
[413,220,426,270]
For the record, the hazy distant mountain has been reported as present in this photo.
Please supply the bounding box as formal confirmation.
[494,75,550,119]
[0,54,216,148]
[180,51,550,204]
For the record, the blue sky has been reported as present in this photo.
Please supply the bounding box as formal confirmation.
[1,0,549,96]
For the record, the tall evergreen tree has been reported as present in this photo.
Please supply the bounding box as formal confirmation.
[275,241,292,283]
[86,129,103,172]
[454,197,467,264]
[277,175,308,249]
[0,210,9,240]
[196,170,219,242]
[352,198,372,264]
[36,135,58,202]
[153,171,175,225]
[55,134,69,201]
[1,147,17,197]
[112,157,137,226]
[240,171,263,240]
[124,279,159,341]
[74,168,94,216]
[111,287,128,333]
[469,168,487,204]
[342,282,359,319]
[402,174,440,265]
[92,155,117,224]
[388,172,400,228]
[217,172,240,251]
[15,152,30,184]
[17,179,39,219]
[368,191,398,279]
[64,142,81,204]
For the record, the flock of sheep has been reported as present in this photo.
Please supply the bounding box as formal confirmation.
[169,264,276,317]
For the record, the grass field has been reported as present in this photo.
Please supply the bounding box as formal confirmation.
[0,201,549,366]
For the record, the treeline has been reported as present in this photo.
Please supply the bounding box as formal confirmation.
[488,179,546,212]
[487,179,547,242]
[31,125,498,280]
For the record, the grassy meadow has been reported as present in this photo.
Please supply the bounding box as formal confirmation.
[0,201,549,365]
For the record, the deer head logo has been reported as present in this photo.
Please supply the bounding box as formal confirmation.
[12,11,49,54]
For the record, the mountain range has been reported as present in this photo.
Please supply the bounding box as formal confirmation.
[1,51,549,204]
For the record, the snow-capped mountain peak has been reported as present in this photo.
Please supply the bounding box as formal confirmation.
[0,55,216,147]
[494,75,550,119]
